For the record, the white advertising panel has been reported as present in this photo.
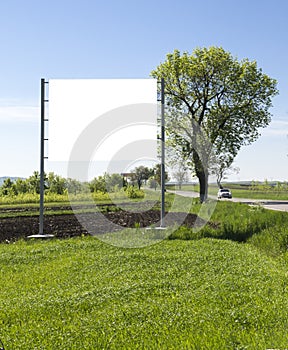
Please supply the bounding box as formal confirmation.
[48,79,157,161]
[48,79,158,180]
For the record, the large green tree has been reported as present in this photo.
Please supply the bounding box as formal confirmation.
[151,47,278,201]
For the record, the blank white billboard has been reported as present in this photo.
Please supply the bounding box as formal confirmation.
[48,79,158,166]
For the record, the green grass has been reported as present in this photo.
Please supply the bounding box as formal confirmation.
[1,194,288,348]
[0,237,288,349]
[231,190,288,200]
[0,189,162,218]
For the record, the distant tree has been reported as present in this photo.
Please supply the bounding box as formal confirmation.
[27,171,46,194]
[172,164,189,190]
[89,173,124,193]
[151,47,278,201]
[210,154,239,188]
[132,166,154,190]
[46,172,66,195]
[89,175,107,193]
[148,177,158,190]
[250,180,259,191]
[261,179,272,191]
[153,164,169,187]
[13,178,29,194]
[168,150,190,189]
[0,178,15,196]
[105,173,124,192]
[66,178,84,195]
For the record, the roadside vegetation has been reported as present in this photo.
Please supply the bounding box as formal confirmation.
[170,199,288,256]
[0,171,149,206]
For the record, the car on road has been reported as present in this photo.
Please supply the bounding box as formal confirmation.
[217,188,232,199]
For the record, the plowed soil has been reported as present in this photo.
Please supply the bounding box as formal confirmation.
[0,203,206,242]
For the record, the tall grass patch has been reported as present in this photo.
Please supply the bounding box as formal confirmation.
[169,200,288,254]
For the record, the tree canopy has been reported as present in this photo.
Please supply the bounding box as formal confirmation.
[131,166,154,189]
[151,47,278,201]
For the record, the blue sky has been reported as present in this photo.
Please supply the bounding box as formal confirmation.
[0,0,287,181]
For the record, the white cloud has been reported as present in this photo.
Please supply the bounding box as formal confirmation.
[0,102,39,123]
[261,119,288,136]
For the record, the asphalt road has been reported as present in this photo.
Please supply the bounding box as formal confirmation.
[171,190,288,212]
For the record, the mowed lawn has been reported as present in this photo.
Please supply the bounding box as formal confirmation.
[0,237,288,349]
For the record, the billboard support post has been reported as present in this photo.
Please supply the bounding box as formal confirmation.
[39,78,46,235]
[160,78,165,227]
[28,79,54,239]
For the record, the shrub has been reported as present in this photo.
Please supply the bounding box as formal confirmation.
[125,186,145,199]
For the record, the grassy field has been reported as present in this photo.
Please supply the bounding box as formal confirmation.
[0,237,288,349]
[167,183,288,200]
[0,189,162,218]
[1,195,288,348]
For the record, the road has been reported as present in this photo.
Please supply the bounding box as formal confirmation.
[170,190,288,212]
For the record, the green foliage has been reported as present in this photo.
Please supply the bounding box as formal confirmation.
[26,171,43,194]
[0,172,126,202]
[89,175,107,193]
[13,178,29,194]
[0,238,288,348]
[46,172,66,195]
[0,192,70,205]
[0,178,15,195]
[130,165,154,189]
[108,173,124,191]
[0,172,69,196]
[66,177,87,195]
[153,163,169,185]
[0,193,41,204]
[125,185,145,199]
[89,172,124,193]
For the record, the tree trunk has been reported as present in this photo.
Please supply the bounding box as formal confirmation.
[217,180,223,189]
[197,169,208,202]
[193,150,208,202]
[137,179,141,190]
